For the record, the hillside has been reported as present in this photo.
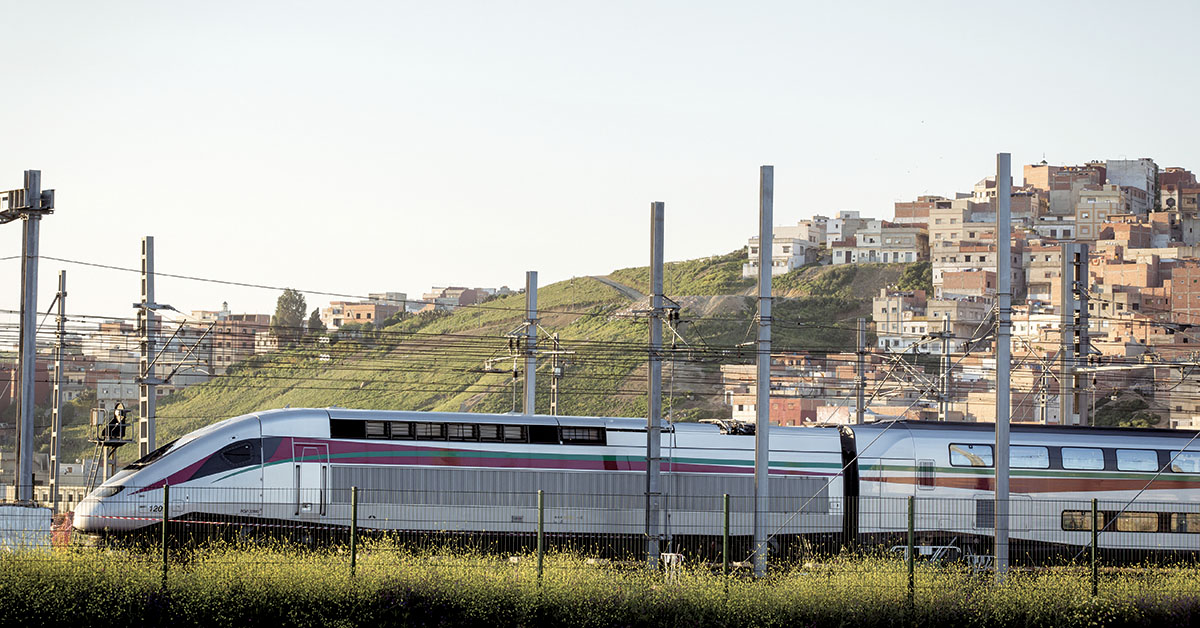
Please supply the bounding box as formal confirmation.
[105,252,922,463]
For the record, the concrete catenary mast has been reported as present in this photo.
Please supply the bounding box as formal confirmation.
[754,166,773,577]
[995,152,1013,577]
[524,270,537,414]
[646,201,665,568]
[1,170,54,503]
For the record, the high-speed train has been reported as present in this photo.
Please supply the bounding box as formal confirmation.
[73,408,1200,559]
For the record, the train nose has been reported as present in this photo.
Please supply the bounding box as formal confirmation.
[73,484,137,533]
[72,496,104,533]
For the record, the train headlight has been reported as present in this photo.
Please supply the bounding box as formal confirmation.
[96,485,125,498]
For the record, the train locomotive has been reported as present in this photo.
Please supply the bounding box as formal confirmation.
[73,407,1200,561]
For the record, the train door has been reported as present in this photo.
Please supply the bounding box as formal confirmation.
[294,442,328,517]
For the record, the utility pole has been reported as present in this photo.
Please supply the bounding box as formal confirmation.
[137,236,164,457]
[995,152,1013,578]
[1,170,54,503]
[1037,366,1049,424]
[1059,243,1090,426]
[524,271,538,415]
[937,317,951,421]
[646,201,665,569]
[856,318,866,424]
[50,271,66,513]
[550,333,561,415]
[754,166,773,577]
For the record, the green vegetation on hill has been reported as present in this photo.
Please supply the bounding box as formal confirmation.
[771,262,909,299]
[606,249,754,295]
[148,254,916,448]
[1093,392,1162,428]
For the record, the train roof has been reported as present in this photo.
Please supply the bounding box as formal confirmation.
[864,419,1200,439]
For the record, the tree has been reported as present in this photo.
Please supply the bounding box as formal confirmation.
[307,308,324,334]
[895,261,933,295]
[271,288,307,345]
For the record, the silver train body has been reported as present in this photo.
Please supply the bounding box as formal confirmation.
[73,408,1200,554]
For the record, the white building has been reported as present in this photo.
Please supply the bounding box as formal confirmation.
[743,219,827,277]
[831,221,928,265]
[1105,158,1157,213]
[825,210,871,248]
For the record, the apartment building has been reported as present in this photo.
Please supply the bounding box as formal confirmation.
[1074,184,1123,241]
[825,210,872,248]
[321,301,402,329]
[1048,162,1106,215]
[743,218,826,277]
[831,221,928,264]
[873,289,928,351]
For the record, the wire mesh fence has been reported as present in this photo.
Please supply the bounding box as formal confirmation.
[3,486,1199,592]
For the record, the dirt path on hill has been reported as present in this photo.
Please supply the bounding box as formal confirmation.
[591,275,646,301]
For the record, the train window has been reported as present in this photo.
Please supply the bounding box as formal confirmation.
[1011,446,1049,469]
[125,438,185,470]
[479,424,502,442]
[329,420,365,439]
[949,444,993,467]
[187,439,264,478]
[390,422,414,440]
[1062,510,1104,531]
[1116,449,1158,472]
[448,424,478,441]
[414,423,446,440]
[1115,512,1159,533]
[503,425,527,442]
[1169,451,1200,473]
[1170,513,1200,533]
[365,421,389,439]
[1061,447,1104,470]
[221,442,256,466]
[561,427,605,445]
[529,425,559,444]
[916,460,935,489]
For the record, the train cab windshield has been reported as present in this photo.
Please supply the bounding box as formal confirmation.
[123,434,199,470]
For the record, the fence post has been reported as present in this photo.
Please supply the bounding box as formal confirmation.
[350,486,358,577]
[907,496,915,610]
[161,483,170,588]
[1091,498,1098,597]
[722,493,730,578]
[537,489,545,583]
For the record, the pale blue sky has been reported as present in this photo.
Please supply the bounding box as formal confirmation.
[3,1,1198,319]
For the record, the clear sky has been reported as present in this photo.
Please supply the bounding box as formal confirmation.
[3,1,1198,321]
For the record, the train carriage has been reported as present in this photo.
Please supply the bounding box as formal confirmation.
[74,409,1200,562]
[74,408,846,553]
